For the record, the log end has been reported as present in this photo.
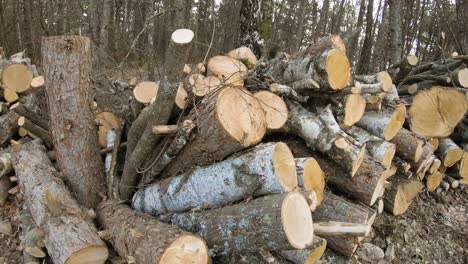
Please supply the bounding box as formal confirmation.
[326,49,350,90]
[31,76,45,88]
[406,55,419,66]
[171,29,195,44]
[409,87,468,137]
[281,192,314,249]
[443,148,463,167]
[227,47,258,69]
[96,112,121,148]
[343,94,366,127]
[216,86,267,147]
[159,234,210,264]
[378,71,393,92]
[133,81,158,104]
[254,91,288,130]
[384,104,406,140]
[305,238,327,264]
[207,56,248,86]
[64,245,108,264]
[426,170,444,191]
[351,144,366,177]
[274,142,298,192]
[456,68,468,88]
[2,63,33,93]
[300,158,325,205]
[413,139,424,162]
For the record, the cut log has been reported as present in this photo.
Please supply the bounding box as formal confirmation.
[357,104,406,140]
[308,93,366,127]
[207,55,248,86]
[426,170,444,191]
[42,36,106,208]
[95,112,121,148]
[278,236,327,264]
[408,86,467,137]
[312,152,387,206]
[17,116,53,149]
[0,110,19,146]
[459,144,468,180]
[228,47,258,69]
[398,84,418,95]
[285,100,365,177]
[254,91,288,129]
[133,81,158,104]
[345,126,396,168]
[429,158,441,174]
[167,192,314,255]
[2,63,33,93]
[0,176,12,206]
[428,137,439,151]
[392,55,419,85]
[295,158,325,205]
[9,102,49,131]
[14,141,108,264]
[30,76,45,88]
[354,71,393,92]
[436,138,463,167]
[97,201,210,264]
[162,86,267,177]
[119,29,194,200]
[409,143,434,174]
[312,192,376,257]
[3,87,19,103]
[133,142,297,215]
[393,156,411,174]
[188,74,221,97]
[313,222,369,237]
[390,128,424,162]
[269,83,310,103]
[383,174,423,215]
[450,68,468,88]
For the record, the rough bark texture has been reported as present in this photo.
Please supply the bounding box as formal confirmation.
[42,36,105,208]
[166,192,314,256]
[384,173,423,215]
[0,110,19,147]
[390,127,424,162]
[19,204,45,264]
[285,100,364,177]
[13,140,108,264]
[133,142,296,215]
[388,0,402,65]
[239,0,262,57]
[0,176,12,206]
[97,201,210,264]
[278,236,327,264]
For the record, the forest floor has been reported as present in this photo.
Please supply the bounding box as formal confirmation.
[1,186,466,263]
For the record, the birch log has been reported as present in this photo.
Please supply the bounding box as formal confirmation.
[133,142,297,215]
[357,104,406,140]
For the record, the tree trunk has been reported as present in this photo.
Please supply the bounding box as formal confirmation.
[347,0,366,62]
[388,0,402,65]
[42,36,105,208]
[133,142,297,215]
[390,127,424,162]
[14,140,108,264]
[97,201,210,264]
[357,104,407,140]
[166,192,314,255]
[357,0,374,74]
[0,110,19,147]
[239,0,262,57]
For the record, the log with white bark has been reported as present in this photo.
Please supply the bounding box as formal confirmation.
[308,93,366,127]
[408,86,467,137]
[295,158,325,205]
[166,192,315,255]
[20,204,46,263]
[436,138,463,167]
[162,86,267,177]
[390,127,424,162]
[345,126,396,168]
[285,100,365,177]
[312,192,376,257]
[459,144,468,181]
[383,173,423,215]
[450,68,468,88]
[278,236,327,264]
[391,55,419,85]
[97,201,210,264]
[357,104,407,140]
[133,142,297,215]
[17,116,53,149]
[409,143,434,174]
[42,36,106,208]
[14,140,108,264]
[355,71,393,92]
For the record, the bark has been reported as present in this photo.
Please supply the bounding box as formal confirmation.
[239,0,262,57]
[285,100,365,177]
[166,192,314,255]
[357,104,406,140]
[161,86,266,177]
[120,29,194,200]
[312,192,375,257]
[42,36,105,208]
[278,236,327,264]
[97,201,210,264]
[9,102,49,131]
[133,142,297,215]
[390,127,425,162]
[409,143,434,174]
[19,204,45,264]
[357,0,374,74]
[17,117,53,149]
[99,0,112,49]
[0,176,12,206]
[14,140,108,264]
[436,138,463,167]
[384,173,423,215]
[392,55,419,84]
[0,111,19,147]
[347,0,367,62]
[388,0,402,66]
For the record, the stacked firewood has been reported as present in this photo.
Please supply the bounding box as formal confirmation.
[0,31,467,264]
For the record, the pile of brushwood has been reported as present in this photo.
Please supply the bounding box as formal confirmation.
[0,30,467,264]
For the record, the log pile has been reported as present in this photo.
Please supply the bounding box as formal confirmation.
[0,32,466,264]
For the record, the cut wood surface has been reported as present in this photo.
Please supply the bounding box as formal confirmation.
[133,142,297,215]
[95,112,121,148]
[42,35,105,208]
[14,141,108,264]
[426,170,444,191]
[390,127,424,162]
[355,71,393,92]
[97,201,210,264]
[2,63,33,93]
[207,55,248,86]
[295,158,325,204]
[10,102,49,131]
[30,76,45,88]
[254,91,288,129]
[278,236,327,264]
[167,192,314,255]
[162,86,267,176]
[436,138,463,167]
[408,86,467,137]
[384,174,423,215]
[357,104,406,140]
[17,116,53,149]
[133,81,158,104]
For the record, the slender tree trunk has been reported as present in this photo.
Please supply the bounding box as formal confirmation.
[415,0,427,57]
[457,0,468,54]
[357,0,374,74]
[239,0,262,57]
[388,0,403,65]
[99,0,112,49]
[347,0,366,63]
[317,0,330,36]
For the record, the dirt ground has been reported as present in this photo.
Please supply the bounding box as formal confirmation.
[1,183,467,263]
